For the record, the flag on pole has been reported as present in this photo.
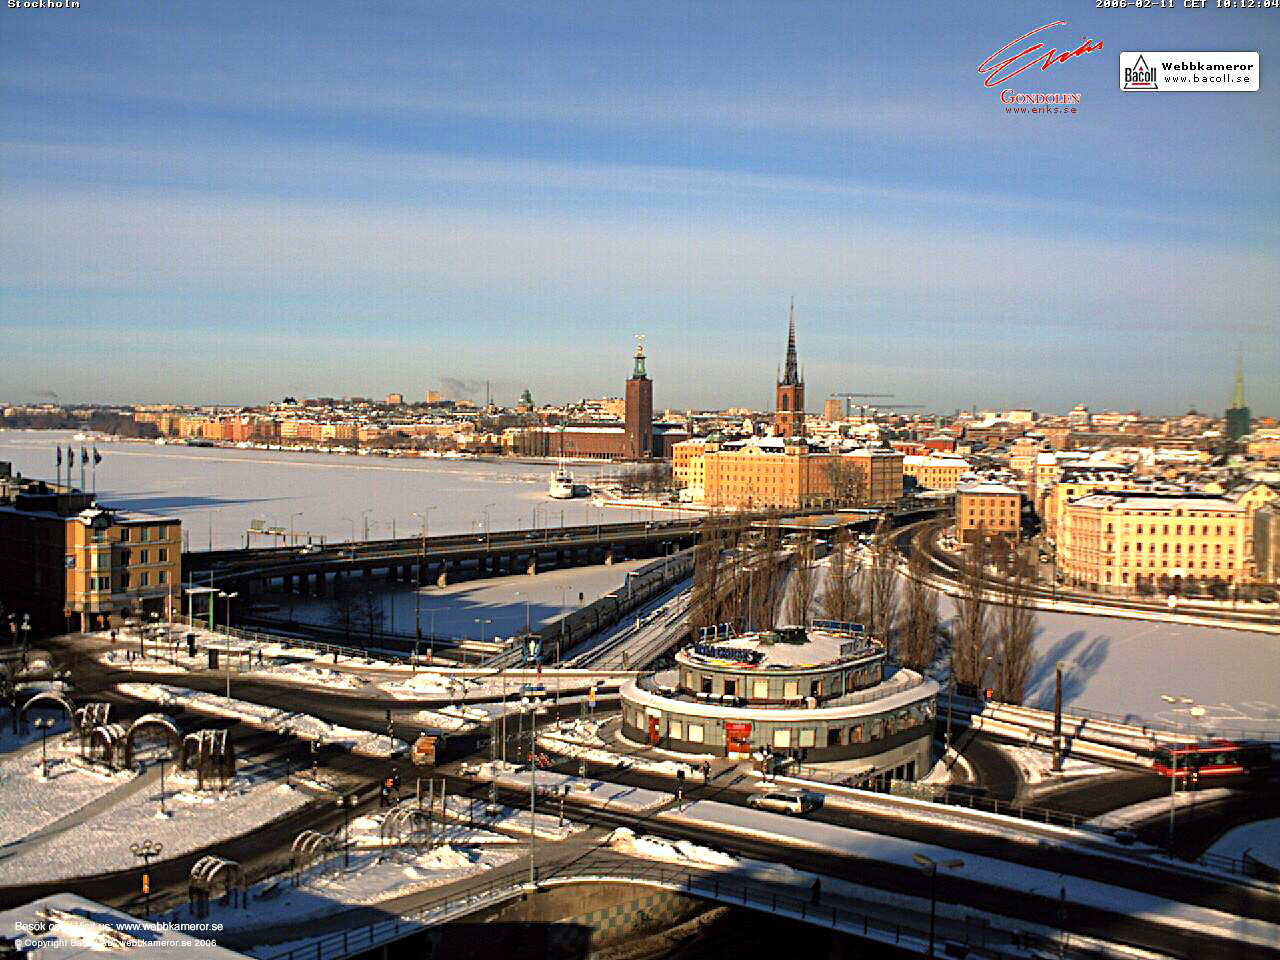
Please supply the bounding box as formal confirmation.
[82,446,89,464]
[93,447,102,465]
[56,447,63,468]
[67,446,75,468]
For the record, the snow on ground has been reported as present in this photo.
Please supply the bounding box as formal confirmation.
[173,841,519,937]
[1088,788,1237,829]
[663,799,1280,949]
[993,743,1111,786]
[0,768,310,883]
[1206,819,1280,867]
[440,790,585,840]
[0,430,665,551]
[537,719,700,779]
[475,762,669,813]
[118,684,407,757]
[0,738,136,846]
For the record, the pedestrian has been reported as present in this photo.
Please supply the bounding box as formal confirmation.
[811,878,821,906]
[703,760,711,783]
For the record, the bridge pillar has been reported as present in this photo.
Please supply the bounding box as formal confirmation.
[313,572,325,597]
[288,575,298,594]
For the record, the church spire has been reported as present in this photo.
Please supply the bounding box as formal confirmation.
[1231,355,1245,409]
[781,299,800,386]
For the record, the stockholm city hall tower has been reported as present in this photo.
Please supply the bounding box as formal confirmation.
[774,301,805,437]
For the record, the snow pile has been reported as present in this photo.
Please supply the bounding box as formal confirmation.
[1089,788,1236,829]
[537,726,698,779]
[607,827,739,867]
[118,683,408,757]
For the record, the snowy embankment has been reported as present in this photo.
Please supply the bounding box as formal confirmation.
[1206,819,1280,868]
[993,743,1111,786]
[117,684,407,757]
[537,719,702,779]
[0,738,136,847]
[468,762,669,814]
[1088,788,1237,829]
[0,770,310,884]
[653,800,1280,950]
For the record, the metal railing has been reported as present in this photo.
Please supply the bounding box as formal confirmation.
[252,855,1067,960]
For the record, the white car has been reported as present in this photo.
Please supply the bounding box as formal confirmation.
[746,791,818,816]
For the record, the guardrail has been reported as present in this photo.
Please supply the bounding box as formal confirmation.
[252,855,1071,960]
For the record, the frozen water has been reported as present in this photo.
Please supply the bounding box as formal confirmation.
[0,430,675,550]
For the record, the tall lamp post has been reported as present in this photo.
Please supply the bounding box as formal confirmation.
[33,716,54,779]
[1052,660,1067,772]
[290,512,303,547]
[912,853,964,958]
[337,792,358,869]
[130,839,163,917]
[218,591,239,698]
[481,503,496,549]
[1160,694,1204,850]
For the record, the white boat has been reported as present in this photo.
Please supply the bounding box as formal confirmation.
[549,465,576,499]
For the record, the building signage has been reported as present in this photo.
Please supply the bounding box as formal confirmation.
[691,643,763,665]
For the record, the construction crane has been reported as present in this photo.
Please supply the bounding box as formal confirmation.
[828,393,925,418]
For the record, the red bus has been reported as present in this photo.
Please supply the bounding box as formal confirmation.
[1152,739,1271,780]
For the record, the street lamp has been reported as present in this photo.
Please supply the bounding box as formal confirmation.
[33,716,54,779]
[1052,660,1067,772]
[514,591,532,635]
[336,792,359,869]
[342,516,356,544]
[912,853,964,958]
[481,503,496,549]
[290,512,304,547]
[218,591,239,698]
[1161,694,1205,850]
[130,839,163,917]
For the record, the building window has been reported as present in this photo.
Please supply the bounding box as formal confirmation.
[851,724,864,743]
[753,679,769,700]
[688,724,704,744]
[158,548,168,562]
[701,676,713,694]
[158,571,167,584]
[783,680,800,700]
[773,729,792,749]
[723,678,737,698]
[139,572,149,587]
[669,719,683,740]
[139,549,149,564]
[798,729,816,748]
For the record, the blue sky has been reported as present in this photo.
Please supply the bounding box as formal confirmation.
[2,1,1276,414]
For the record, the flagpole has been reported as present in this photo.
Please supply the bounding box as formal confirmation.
[55,447,61,492]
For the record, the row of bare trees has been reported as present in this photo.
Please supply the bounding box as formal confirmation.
[950,527,1038,703]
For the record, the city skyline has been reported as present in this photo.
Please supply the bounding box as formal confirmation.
[2,1,1277,413]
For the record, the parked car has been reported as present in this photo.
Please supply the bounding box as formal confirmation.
[746,791,817,816]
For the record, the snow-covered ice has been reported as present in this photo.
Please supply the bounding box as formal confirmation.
[0,431,666,551]
[441,790,585,840]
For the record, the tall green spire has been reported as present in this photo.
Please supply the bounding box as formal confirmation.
[632,335,647,379]
[1231,355,1246,409]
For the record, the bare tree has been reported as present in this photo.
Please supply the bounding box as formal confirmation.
[994,548,1037,704]
[821,527,861,623]
[863,519,898,656]
[689,513,726,640]
[785,533,817,627]
[327,587,357,642]
[952,527,991,693]
[900,548,939,671]
[351,590,385,643]
[824,456,868,508]
[748,516,783,631]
